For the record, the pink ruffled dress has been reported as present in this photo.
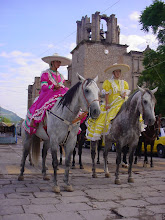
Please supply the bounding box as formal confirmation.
[23,69,69,134]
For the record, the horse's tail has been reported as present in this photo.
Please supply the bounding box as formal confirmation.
[32,135,40,165]
[21,121,26,144]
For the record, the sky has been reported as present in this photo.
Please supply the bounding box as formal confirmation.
[0,0,158,119]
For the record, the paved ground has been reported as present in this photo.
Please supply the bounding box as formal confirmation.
[0,137,165,220]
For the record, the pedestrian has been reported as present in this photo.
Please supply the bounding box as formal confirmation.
[23,53,71,134]
[86,63,130,141]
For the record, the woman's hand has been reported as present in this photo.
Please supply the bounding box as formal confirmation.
[53,84,61,90]
[105,105,110,111]
[121,92,126,99]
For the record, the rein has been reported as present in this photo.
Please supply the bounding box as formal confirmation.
[46,79,98,145]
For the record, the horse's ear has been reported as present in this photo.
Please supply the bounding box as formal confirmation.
[77,73,85,82]
[137,85,145,93]
[151,87,158,94]
[93,75,98,83]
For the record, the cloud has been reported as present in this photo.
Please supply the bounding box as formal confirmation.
[129,11,140,21]
[0,48,73,118]
[0,50,33,58]
[120,33,158,52]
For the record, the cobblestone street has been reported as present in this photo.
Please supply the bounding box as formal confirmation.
[0,137,165,220]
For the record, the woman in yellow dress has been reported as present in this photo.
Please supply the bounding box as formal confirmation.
[86,63,130,141]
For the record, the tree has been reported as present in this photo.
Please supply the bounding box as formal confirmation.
[139,0,165,116]
[0,116,12,124]
[139,0,165,44]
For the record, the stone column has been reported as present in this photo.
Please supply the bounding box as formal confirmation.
[91,11,100,41]
[76,21,81,44]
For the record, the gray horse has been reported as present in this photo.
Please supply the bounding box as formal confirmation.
[90,86,158,184]
[18,74,100,193]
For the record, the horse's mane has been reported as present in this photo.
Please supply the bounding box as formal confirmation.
[116,90,139,117]
[59,78,93,108]
[116,88,156,117]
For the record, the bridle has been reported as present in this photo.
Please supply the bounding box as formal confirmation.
[81,79,100,112]
[141,92,146,117]
[46,79,100,144]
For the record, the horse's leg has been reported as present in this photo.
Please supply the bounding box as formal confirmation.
[78,136,84,169]
[59,145,63,165]
[134,136,142,164]
[42,140,50,180]
[18,133,32,181]
[72,147,76,168]
[72,134,79,168]
[143,142,148,167]
[28,147,34,166]
[91,141,98,178]
[128,146,136,183]
[122,145,129,168]
[115,146,122,184]
[63,138,77,192]
[51,142,60,193]
[97,141,101,164]
[103,143,111,178]
[150,142,154,167]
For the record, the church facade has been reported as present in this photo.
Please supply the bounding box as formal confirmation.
[28,11,146,108]
[68,11,145,91]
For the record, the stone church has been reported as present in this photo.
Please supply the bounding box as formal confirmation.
[28,11,146,108]
[68,11,145,91]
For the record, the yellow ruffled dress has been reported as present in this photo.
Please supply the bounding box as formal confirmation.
[86,79,130,141]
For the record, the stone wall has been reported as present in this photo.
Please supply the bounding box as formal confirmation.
[71,40,144,91]
[70,12,145,91]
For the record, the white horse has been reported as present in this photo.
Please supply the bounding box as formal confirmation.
[90,86,158,184]
[18,74,100,193]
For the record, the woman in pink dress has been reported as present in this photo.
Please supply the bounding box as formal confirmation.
[23,53,71,134]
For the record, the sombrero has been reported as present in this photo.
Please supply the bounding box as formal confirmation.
[104,63,130,75]
[42,53,71,66]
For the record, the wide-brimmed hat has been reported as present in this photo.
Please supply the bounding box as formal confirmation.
[41,53,71,66]
[104,63,130,75]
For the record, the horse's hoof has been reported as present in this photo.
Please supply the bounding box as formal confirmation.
[128,177,134,183]
[115,178,121,185]
[122,163,129,168]
[143,163,147,168]
[80,165,84,169]
[105,173,111,178]
[18,175,24,181]
[92,173,97,178]
[64,185,74,192]
[52,186,60,193]
[43,175,50,181]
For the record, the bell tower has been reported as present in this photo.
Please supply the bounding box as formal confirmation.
[68,11,144,91]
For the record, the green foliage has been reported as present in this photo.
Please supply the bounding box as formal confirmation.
[139,0,165,116]
[138,46,165,115]
[139,0,165,43]
[0,116,12,123]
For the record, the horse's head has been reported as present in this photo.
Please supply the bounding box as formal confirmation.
[77,74,101,119]
[138,86,158,126]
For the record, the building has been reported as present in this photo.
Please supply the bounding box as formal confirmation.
[28,11,146,108]
[68,11,145,91]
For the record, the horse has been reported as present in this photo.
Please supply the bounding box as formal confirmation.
[72,118,87,169]
[18,74,100,193]
[58,114,87,169]
[139,115,160,167]
[90,86,158,185]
